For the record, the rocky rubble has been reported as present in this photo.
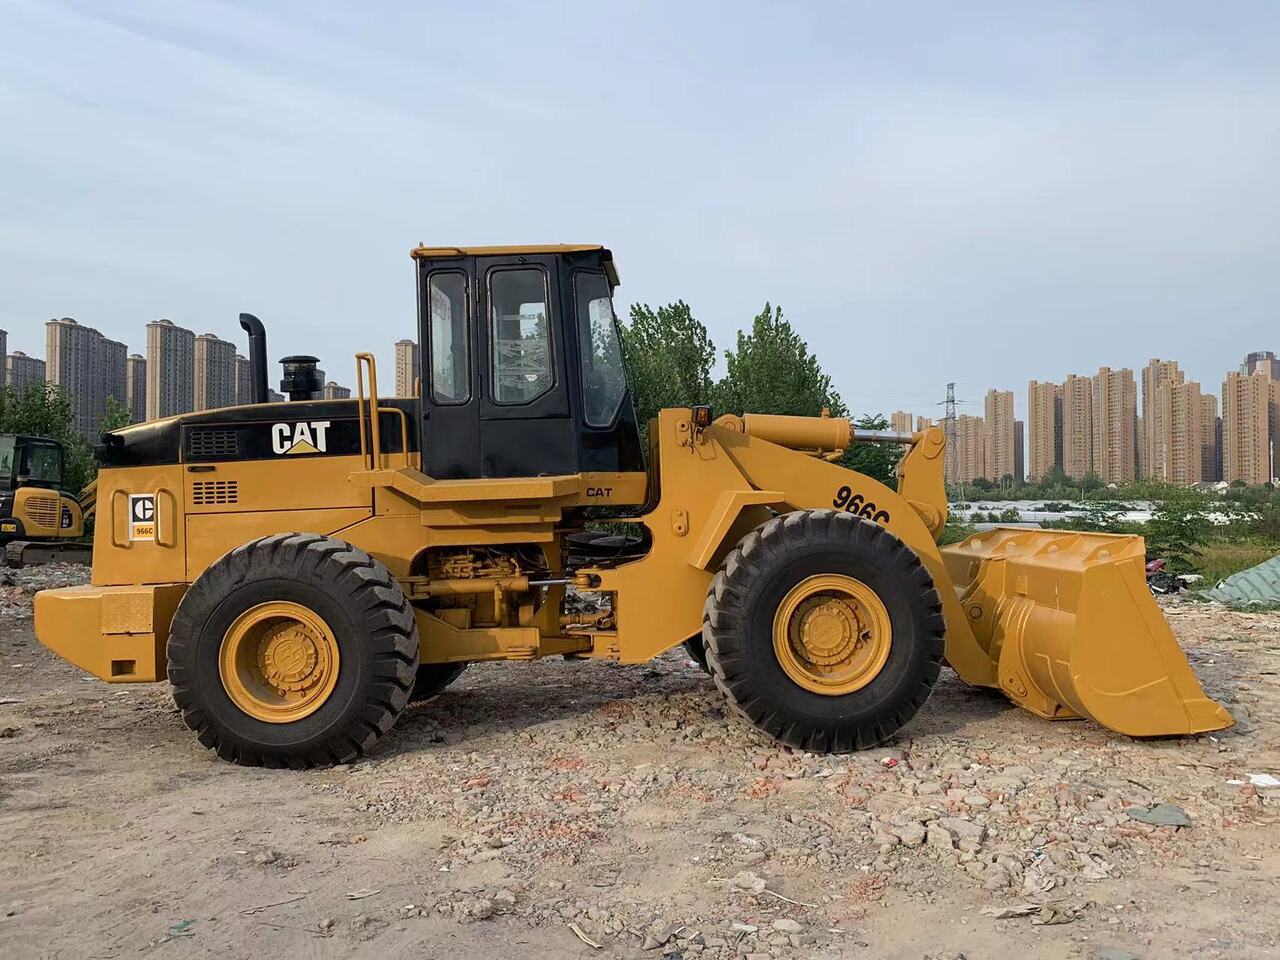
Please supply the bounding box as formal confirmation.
[306,597,1279,957]
[0,562,87,618]
[2,569,1276,957]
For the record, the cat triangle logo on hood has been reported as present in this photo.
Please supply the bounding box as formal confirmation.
[285,438,320,455]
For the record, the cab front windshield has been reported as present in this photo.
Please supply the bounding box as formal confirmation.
[575,273,627,427]
[23,442,63,485]
[0,436,14,487]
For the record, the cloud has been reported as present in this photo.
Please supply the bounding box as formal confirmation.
[1,1,1275,417]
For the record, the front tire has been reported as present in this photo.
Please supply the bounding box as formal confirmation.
[703,510,944,753]
[167,533,419,767]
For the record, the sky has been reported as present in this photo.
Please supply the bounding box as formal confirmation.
[1,1,1278,425]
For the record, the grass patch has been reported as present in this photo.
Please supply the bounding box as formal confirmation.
[1196,540,1280,585]
[1219,600,1280,612]
[938,519,979,546]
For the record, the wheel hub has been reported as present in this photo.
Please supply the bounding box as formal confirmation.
[259,623,325,693]
[219,601,340,723]
[793,596,860,664]
[773,574,892,696]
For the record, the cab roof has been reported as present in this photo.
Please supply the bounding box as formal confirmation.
[410,244,618,285]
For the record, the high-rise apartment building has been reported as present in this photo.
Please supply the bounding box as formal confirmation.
[1091,367,1137,484]
[45,318,96,434]
[946,414,986,485]
[1062,374,1094,479]
[146,319,195,421]
[1027,380,1063,481]
[322,381,351,399]
[5,352,45,394]
[1222,370,1278,485]
[1013,419,1025,482]
[1199,393,1222,482]
[1153,380,1204,484]
[194,333,237,411]
[915,416,935,432]
[45,317,127,436]
[1141,359,1183,480]
[97,336,128,428]
[126,354,147,423]
[1135,415,1146,479]
[234,355,252,406]
[394,339,419,397]
[1240,351,1280,379]
[890,410,913,433]
[983,389,1016,481]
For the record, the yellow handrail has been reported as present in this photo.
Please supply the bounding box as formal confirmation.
[355,352,381,470]
[355,353,412,471]
[378,406,412,470]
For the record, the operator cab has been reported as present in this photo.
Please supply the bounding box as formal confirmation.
[412,245,644,479]
[0,434,65,492]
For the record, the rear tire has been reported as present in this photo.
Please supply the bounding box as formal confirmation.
[703,510,944,753]
[411,662,467,702]
[167,533,419,768]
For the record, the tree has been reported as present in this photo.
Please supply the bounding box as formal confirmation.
[101,395,132,432]
[1080,472,1104,493]
[618,301,716,440]
[714,303,846,418]
[841,414,901,487]
[0,382,95,492]
[1144,490,1212,573]
[1041,465,1068,487]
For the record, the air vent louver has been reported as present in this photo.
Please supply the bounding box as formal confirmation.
[186,429,238,459]
[191,480,239,505]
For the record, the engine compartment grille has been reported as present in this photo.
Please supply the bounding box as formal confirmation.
[26,496,59,527]
[190,480,239,505]
[186,429,238,459]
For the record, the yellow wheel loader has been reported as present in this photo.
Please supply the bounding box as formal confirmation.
[33,245,1232,766]
[1,434,92,565]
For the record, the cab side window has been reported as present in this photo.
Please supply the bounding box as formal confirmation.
[489,268,553,405]
[428,272,471,404]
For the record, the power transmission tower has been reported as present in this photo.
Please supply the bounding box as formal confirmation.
[939,382,964,502]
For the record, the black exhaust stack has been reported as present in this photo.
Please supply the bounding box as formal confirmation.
[238,313,269,404]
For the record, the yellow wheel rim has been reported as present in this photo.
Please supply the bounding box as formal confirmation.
[219,601,340,723]
[772,574,892,696]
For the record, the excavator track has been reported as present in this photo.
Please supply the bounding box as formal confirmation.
[4,540,93,569]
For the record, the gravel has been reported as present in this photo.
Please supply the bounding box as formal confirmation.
[2,568,1278,958]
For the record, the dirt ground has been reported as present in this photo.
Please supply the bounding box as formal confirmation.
[1,566,1278,960]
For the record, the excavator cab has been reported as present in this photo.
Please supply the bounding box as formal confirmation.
[411,245,645,480]
[0,434,86,544]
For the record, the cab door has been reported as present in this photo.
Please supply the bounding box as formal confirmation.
[477,256,574,477]
[420,262,481,479]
